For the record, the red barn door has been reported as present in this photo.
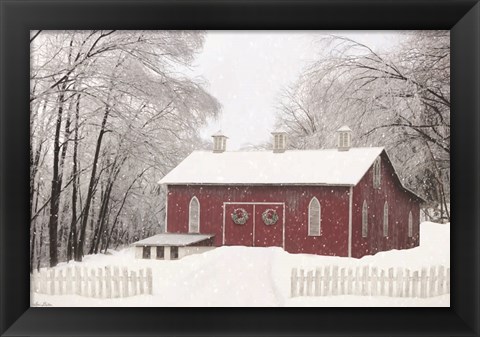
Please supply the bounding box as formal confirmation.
[224,204,254,246]
[254,204,284,247]
[223,202,284,248]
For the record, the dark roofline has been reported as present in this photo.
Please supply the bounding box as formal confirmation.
[380,150,427,203]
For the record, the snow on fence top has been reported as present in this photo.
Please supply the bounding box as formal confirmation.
[158,147,384,185]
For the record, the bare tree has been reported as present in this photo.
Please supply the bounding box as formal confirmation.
[30,30,221,268]
[276,31,450,221]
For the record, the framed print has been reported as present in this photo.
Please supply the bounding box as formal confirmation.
[1,0,479,336]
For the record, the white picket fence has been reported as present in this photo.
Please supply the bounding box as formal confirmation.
[31,266,153,298]
[291,265,450,298]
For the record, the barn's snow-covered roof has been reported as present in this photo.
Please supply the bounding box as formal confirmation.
[158,147,384,186]
[132,233,214,247]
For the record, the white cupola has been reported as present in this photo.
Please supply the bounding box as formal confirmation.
[271,127,287,153]
[211,130,228,153]
[337,125,352,151]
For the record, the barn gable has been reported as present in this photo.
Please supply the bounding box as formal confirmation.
[374,150,425,203]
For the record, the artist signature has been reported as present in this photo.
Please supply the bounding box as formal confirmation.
[33,301,52,307]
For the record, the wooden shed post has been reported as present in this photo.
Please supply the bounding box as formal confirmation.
[135,246,143,259]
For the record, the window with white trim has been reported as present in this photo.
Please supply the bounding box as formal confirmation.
[188,196,200,233]
[362,200,368,238]
[373,157,381,188]
[308,197,321,236]
[408,211,413,237]
[383,201,389,237]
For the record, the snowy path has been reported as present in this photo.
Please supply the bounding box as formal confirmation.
[150,246,282,306]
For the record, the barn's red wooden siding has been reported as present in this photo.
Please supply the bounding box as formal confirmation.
[165,151,421,258]
[351,152,420,258]
[166,185,350,256]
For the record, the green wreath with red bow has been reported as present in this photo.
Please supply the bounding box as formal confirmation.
[231,208,249,225]
[262,209,278,225]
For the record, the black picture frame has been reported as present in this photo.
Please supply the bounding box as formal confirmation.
[1,0,479,336]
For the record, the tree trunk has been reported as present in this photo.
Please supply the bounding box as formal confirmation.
[90,185,108,255]
[75,104,110,261]
[29,180,41,273]
[56,98,73,257]
[92,156,125,254]
[103,167,149,253]
[67,94,80,261]
[47,88,66,267]
[36,206,48,271]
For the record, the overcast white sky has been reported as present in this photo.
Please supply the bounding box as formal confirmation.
[192,31,407,150]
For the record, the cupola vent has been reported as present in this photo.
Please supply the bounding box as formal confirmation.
[211,130,228,153]
[337,125,352,151]
[271,127,287,153]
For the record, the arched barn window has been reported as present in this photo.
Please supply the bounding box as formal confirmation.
[308,197,321,236]
[373,157,381,189]
[408,211,413,237]
[189,196,200,233]
[383,201,389,237]
[362,200,368,238]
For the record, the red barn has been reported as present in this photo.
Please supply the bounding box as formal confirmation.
[158,127,423,258]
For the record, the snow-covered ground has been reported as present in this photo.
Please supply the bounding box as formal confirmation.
[31,222,450,307]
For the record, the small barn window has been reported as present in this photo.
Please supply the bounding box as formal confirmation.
[308,197,321,236]
[171,246,179,260]
[156,246,164,259]
[373,157,381,188]
[142,246,150,259]
[383,201,389,237]
[189,196,200,233]
[362,200,368,238]
[408,211,413,237]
